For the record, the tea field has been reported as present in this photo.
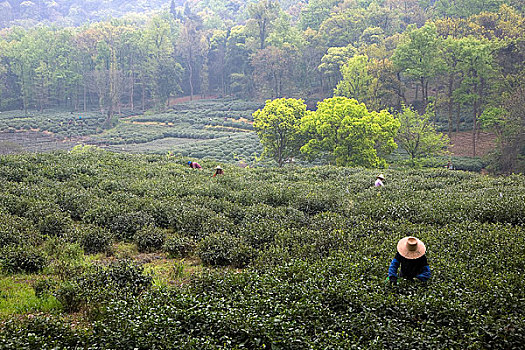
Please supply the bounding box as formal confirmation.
[0,99,263,163]
[0,150,524,349]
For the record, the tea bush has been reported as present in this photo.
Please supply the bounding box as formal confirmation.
[0,151,524,349]
[1,246,48,274]
[79,225,113,254]
[163,234,196,258]
[134,225,165,253]
[109,211,154,240]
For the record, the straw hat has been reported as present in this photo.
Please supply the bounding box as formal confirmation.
[377,174,385,180]
[215,165,222,170]
[397,236,426,259]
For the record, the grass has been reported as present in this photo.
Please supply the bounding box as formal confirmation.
[144,258,204,287]
[0,275,61,318]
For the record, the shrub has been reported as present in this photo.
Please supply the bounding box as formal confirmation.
[197,233,253,268]
[33,278,57,299]
[36,212,73,237]
[110,211,154,240]
[79,225,113,254]
[54,281,84,313]
[1,246,48,274]
[163,234,196,258]
[0,214,36,248]
[134,225,165,253]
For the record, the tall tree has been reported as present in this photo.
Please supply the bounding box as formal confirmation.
[392,23,442,110]
[334,54,374,104]
[454,36,497,156]
[300,97,400,167]
[247,0,280,50]
[396,104,449,163]
[253,98,306,167]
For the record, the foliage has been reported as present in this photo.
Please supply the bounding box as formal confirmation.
[79,225,113,255]
[334,54,374,104]
[300,97,400,167]
[163,234,196,259]
[253,98,306,166]
[396,104,450,161]
[1,246,48,274]
[134,225,166,253]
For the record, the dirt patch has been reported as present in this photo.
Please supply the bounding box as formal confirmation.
[126,121,175,126]
[227,117,253,125]
[168,95,219,106]
[205,125,251,132]
[449,131,496,157]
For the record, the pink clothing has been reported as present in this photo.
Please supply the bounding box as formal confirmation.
[375,179,384,187]
[191,162,202,169]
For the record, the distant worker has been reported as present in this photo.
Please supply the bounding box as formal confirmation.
[387,236,431,285]
[213,166,224,177]
[188,161,202,169]
[375,174,385,187]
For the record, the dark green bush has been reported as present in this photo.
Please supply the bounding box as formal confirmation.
[0,214,35,248]
[33,278,57,299]
[134,225,165,253]
[110,211,154,240]
[36,212,73,237]
[1,246,48,274]
[79,225,113,254]
[197,233,253,268]
[163,234,196,258]
[54,281,84,313]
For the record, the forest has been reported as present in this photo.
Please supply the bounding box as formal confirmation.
[0,0,524,172]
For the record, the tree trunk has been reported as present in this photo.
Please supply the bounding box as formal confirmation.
[447,76,453,138]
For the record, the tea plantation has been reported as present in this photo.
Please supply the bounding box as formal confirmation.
[0,149,524,349]
[0,99,264,163]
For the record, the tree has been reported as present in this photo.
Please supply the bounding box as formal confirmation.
[179,19,205,100]
[396,104,449,162]
[334,54,374,103]
[433,0,503,18]
[392,23,442,109]
[480,87,525,173]
[317,8,367,48]
[247,0,280,50]
[252,45,295,98]
[253,98,306,167]
[300,97,399,167]
[454,36,497,156]
[318,45,356,95]
[225,25,253,97]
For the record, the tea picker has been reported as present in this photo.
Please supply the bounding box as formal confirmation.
[188,161,202,169]
[387,236,431,285]
[375,174,385,187]
[213,165,224,177]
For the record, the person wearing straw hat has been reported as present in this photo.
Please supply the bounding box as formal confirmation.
[387,236,431,285]
[375,174,385,187]
[213,165,224,177]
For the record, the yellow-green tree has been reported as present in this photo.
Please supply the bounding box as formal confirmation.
[253,98,306,167]
[396,104,450,163]
[300,97,399,167]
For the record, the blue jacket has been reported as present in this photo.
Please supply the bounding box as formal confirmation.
[388,252,431,282]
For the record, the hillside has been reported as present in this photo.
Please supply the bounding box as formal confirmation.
[0,151,523,348]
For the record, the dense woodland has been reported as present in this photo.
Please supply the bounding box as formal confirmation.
[0,0,524,171]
